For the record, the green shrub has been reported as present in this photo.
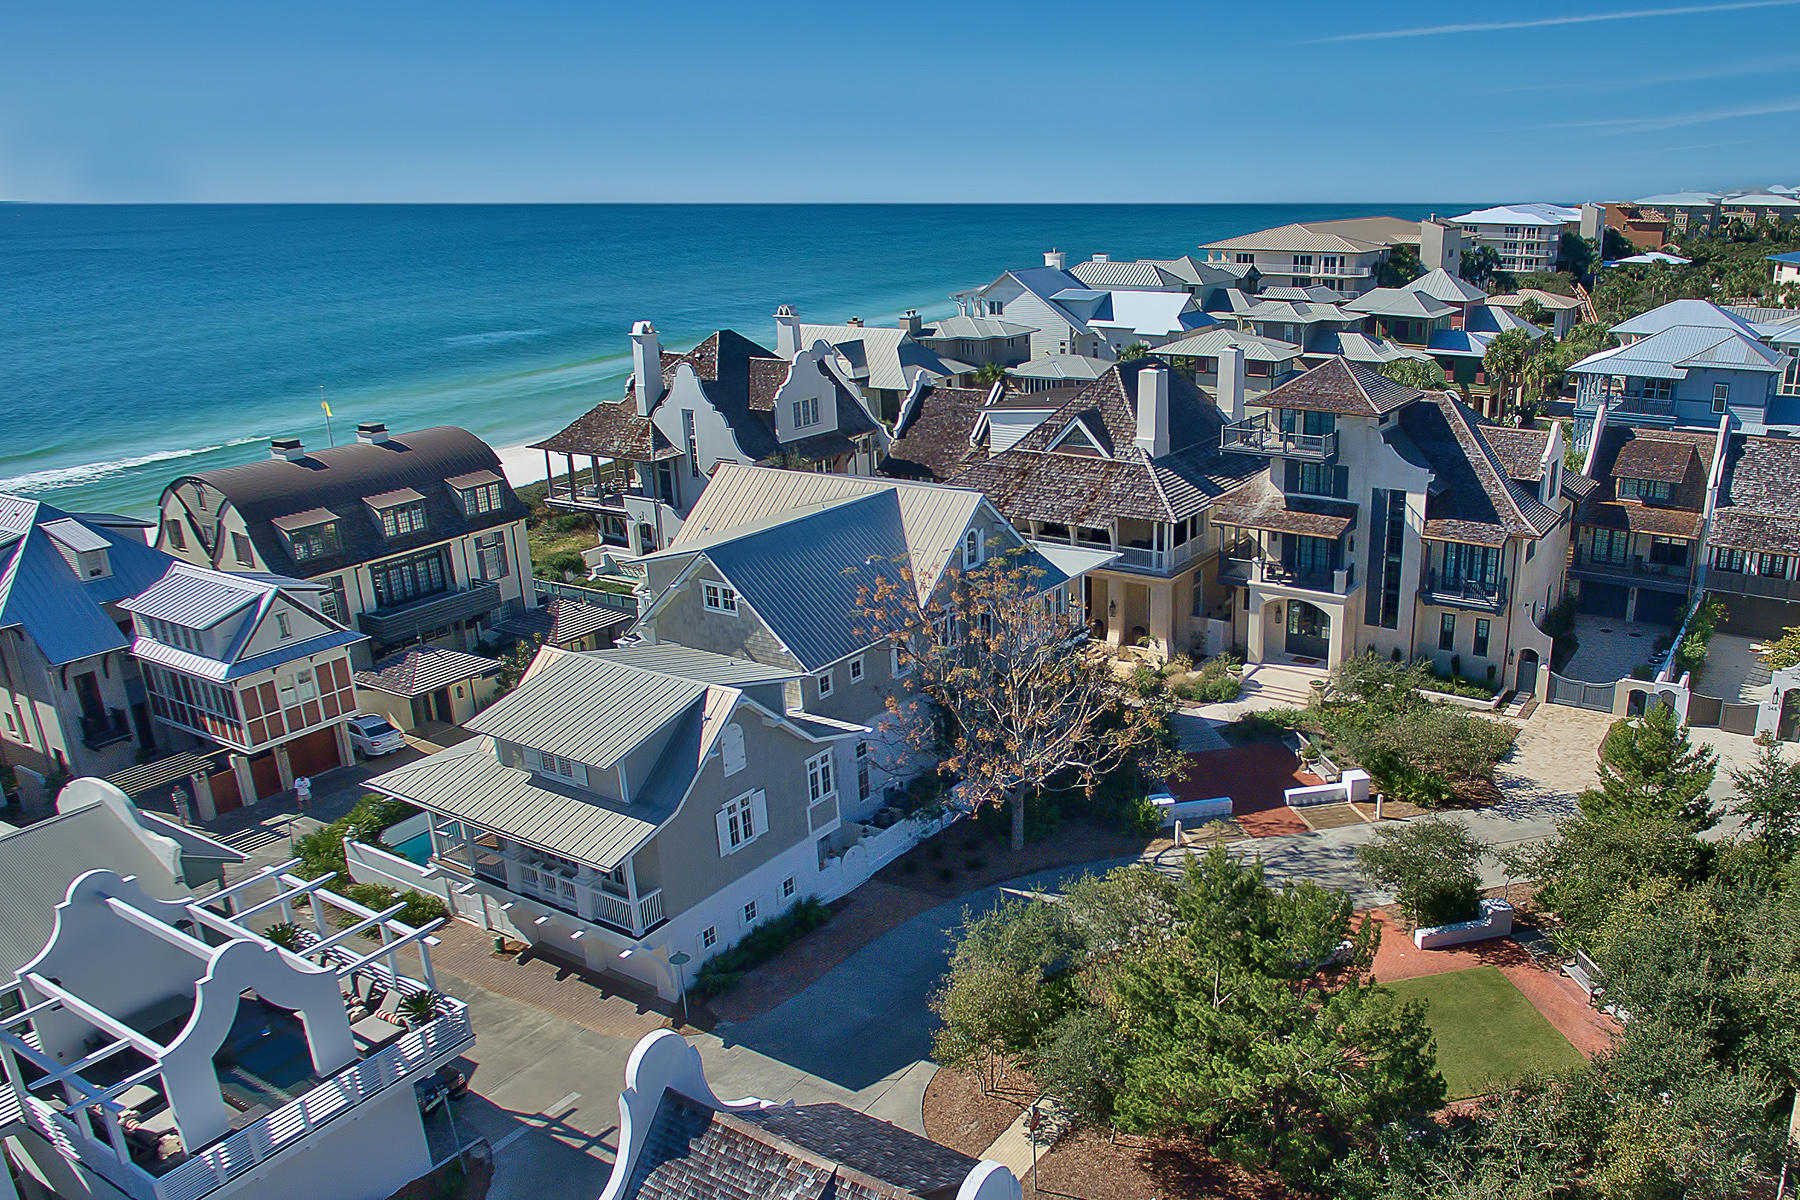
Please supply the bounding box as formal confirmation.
[549,512,589,534]
[335,882,449,937]
[535,550,587,579]
[1170,656,1243,704]
[694,897,832,996]
[1124,794,1163,835]
[296,793,421,881]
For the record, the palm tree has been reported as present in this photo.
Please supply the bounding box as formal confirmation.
[1117,342,1151,361]
[1481,329,1533,423]
[973,362,1007,388]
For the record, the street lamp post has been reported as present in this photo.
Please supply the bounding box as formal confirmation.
[669,950,691,1026]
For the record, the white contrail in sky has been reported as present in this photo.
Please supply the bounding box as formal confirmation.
[1540,97,1800,133]
[1308,0,1800,43]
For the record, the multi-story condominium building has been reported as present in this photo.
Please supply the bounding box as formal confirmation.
[1207,359,1570,692]
[535,323,884,557]
[950,358,1265,658]
[1721,191,1800,227]
[0,851,471,1200]
[157,425,531,667]
[1569,300,1795,444]
[1200,217,1431,297]
[1633,192,1721,237]
[0,499,176,797]
[1448,203,1581,276]
[370,467,1106,1000]
[955,253,1212,360]
[601,1030,1019,1200]
[1568,423,1719,625]
[1598,202,1673,251]
[122,565,365,817]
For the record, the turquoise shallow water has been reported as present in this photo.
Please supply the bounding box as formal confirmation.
[0,202,1450,516]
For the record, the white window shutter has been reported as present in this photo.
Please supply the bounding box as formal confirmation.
[750,791,768,840]
[722,723,746,776]
[716,807,734,856]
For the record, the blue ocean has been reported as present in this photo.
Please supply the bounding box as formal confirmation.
[1,203,1450,516]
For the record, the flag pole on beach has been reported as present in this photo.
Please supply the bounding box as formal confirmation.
[320,386,334,447]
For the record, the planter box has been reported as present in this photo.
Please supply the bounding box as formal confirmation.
[1412,899,1514,949]
[1150,791,1232,825]
[1285,781,1345,808]
[1419,687,1502,712]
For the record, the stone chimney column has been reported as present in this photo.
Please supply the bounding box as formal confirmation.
[774,305,802,360]
[1217,346,1246,422]
[1134,363,1170,458]
[631,321,662,415]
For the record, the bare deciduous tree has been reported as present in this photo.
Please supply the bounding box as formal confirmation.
[854,543,1175,851]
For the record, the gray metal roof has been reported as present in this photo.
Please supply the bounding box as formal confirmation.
[366,741,664,870]
[465,649,710,768]
[122,565,271,628]
[132,627,364,682]
[355,647,500,697]
[38,518,111,554]
[590,644,801,687]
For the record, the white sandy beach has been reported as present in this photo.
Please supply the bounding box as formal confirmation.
[496,441,553,487]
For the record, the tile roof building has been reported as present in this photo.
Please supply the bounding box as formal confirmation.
[601,1031,1019,1200]
[534,322,886,559]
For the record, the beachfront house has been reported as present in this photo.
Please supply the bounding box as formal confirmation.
[121,564,366,818]
[0,841,470,1200]
[954,252,1213,361]
[155,425,532,667]
[1203,359,1570,693]
[534,323,884,558]
[785,310,969,425]
[1199,216,1440,298]
[0,499,178,801]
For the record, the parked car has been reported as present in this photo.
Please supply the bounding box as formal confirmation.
[346,713,407,758]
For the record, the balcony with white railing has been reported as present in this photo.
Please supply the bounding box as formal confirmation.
[447,830,666,938]
[1220,414,1339,461]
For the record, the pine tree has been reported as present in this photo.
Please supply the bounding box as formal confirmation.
[1579,704,1718,829]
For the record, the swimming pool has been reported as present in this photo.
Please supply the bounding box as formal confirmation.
[390,832,432,865]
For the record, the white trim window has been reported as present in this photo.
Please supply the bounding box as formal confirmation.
[807,751,836,806]
[529,748,588,787]
[716,790,767,855]
[721,722,746,776]
[782,876,796,900]
[890,643,912,679]
[701,926,717,949]
[702,581,738,614]
[816,669,833,698]
[743,900,759,925]
[962,528,984,568]
[848,656,864,683]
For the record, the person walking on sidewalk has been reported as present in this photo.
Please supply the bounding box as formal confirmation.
[294,775,312,811]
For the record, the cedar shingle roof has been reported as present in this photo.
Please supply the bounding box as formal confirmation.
[1577,426,1714,540]
[1390,394,1559,545]
[1258,357,1424,416]
[1210,474,1357,538]
[1481,427,1550,483]
[1712,434,1800,553]
[882,384,991,482]
[625,1091,981,1200]
[946,361,1261,525]
[533,331,878,467]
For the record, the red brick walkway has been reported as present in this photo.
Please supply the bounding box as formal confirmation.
[1171,745,1315,837]
[1365,910,1618,1058]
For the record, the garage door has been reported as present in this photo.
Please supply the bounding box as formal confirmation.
[286,726,342,778]
[208,767,242,815]
[1633,589,1687,626]
[1577,581,1629,618]
[249,751,283,799]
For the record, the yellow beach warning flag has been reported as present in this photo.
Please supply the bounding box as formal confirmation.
[321,399,332,417]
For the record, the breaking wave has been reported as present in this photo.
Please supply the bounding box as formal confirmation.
[0,435,268,495]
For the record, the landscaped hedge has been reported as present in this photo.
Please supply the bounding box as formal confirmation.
[695,897,831,996]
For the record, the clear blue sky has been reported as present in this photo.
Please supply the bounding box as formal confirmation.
[4,0,1797,203]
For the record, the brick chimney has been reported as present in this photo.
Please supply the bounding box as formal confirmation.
[631,321,663,414]
[1134,363,1170,458]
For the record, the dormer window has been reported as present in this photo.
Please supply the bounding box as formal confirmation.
[379,502,427,538]
[791,396,821,428]
[76,549,110,579]
[1619,476,1673,503]
[446,470,506,516]
[286,521,341,563]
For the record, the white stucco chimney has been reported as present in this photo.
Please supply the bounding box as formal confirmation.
[1044,248,1066,270]
[1091,252,1111,263]
[1419,217,1464,276]
[1217,345,1247,423]
[631,321,662,415]
[1134,363,1170,459]
[269,437,306,461]
[774,305,802,360]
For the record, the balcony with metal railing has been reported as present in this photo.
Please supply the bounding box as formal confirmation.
[1706,565,1800,602]
[1220,414,1339,461]
[1569,551,1692,592]
[1420,570,1510,613]
[1221,556,1355,595]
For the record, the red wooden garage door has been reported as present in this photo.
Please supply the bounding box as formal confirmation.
[207,767,242,815]
[249,752,282,799]
[286,727,343,778]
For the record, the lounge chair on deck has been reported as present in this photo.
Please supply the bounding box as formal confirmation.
[349,990,406,1053]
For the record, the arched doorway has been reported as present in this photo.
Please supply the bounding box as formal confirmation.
[1516,649,1540,696]
[1285,601,1330,660]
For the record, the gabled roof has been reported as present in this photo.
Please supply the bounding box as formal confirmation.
[1711,435,1800,554]
[179,427,528,578]
[1149,327,1301,362]
[122,563,309,628]
[1390,395,1559,545]
[1570,324,1789,379]
[492,595,632,648]
[919,315,1035,340]
[123,562,361,680]
[1343,288,1456,320]
[1406,268,1487,304]
[949,360,1263,526]
[1449,203,1579,227]
[1201,217,1420,255]
[1610,298,1760,339]
[1069,258,1188,290]
[1258,357,1424,416]
[884,384,991,483]
[1488,288,1586,311]
[1257,285,1347,303]
[1007,354,1112,381]
[1078,291,1212,338]
[467,648,711,769]
[0,496,177,666]
[1481,426,1551,483]
[1576,426,1715,539]
[1239,299,1353,324]
[799,324,953,392]
[1313,332,1424,364]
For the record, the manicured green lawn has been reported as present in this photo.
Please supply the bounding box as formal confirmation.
[1384,965,1586,1100]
